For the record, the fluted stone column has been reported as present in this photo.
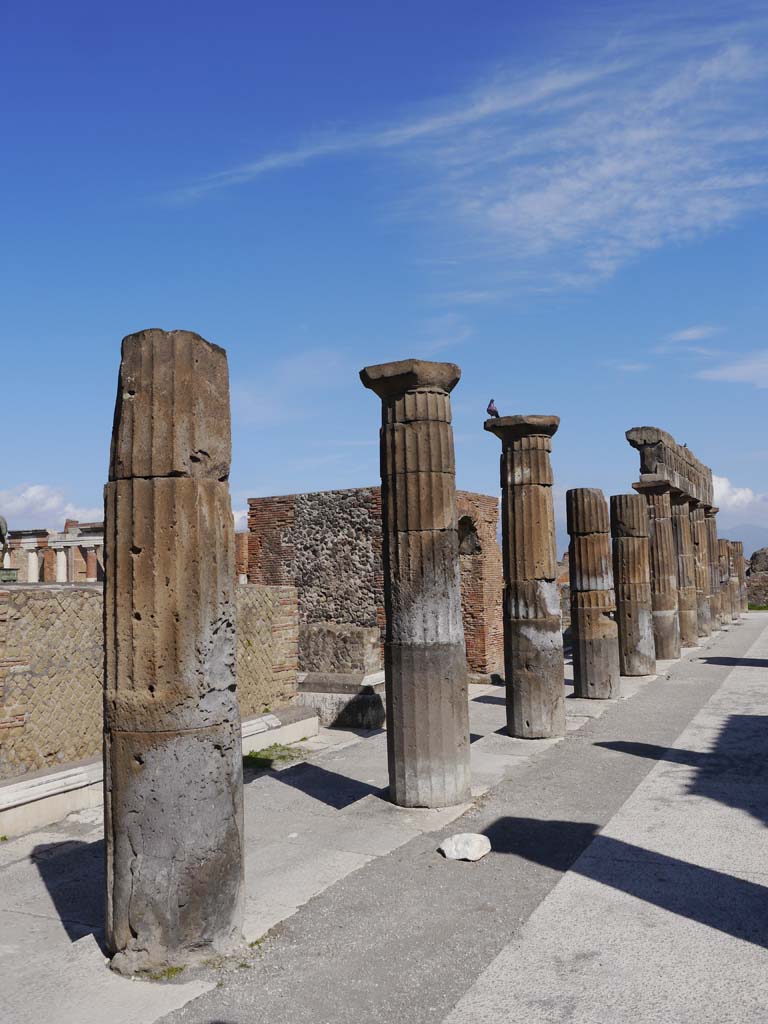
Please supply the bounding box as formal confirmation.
[566,489,619,698]
[484,416,564,738]
[718,538,732,622]
[634,483,681,659]
[104,328,244,974]
[727,541,741,621]
[85,547,98,582]
[705,508,721,627]
[690,504,712,637]
[671,496,698,646]
[360,359,470,808]
[734,541,748,612]
[55,547,67,583]
[610,494,655,676]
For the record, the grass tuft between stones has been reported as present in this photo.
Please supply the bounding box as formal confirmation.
[149,965,186,982]
[243,743,307,772]
[0,836,7,842]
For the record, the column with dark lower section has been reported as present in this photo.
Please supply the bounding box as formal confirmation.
[360,359,470,808]
[104,328,244,973]
[635,483,681,660]
[671,496,698,646]
[566,488,620,698]
[718,538,732,622]
[690,504,712,636]
[484,416,565,738]
[705,508,721,627]
[85,547,98,582]
[610,493,655,676]
[727,540,741,621]
[734,541,748,612]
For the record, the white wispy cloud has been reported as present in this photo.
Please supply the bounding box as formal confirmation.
[697,350,768,388]
[0,484,102,530]
[667,325,722,342]
[713,473,766,514]
[171,11,768,286]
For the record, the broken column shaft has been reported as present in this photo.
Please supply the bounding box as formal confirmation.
[718,538,733,622]
[484,416,564,738]
[727,540,741,621]
[689,504,712,637]
[635,484,681,659]
[104,329,243,973]
[610,493,655,676]
[734,540,748,612]
[566,489,620,698]
[360,359,470,808]
[671,496,698,646]
[705,508,722,627]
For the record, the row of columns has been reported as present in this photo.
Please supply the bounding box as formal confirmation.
[17,543,102,582]
[102,342,749,974]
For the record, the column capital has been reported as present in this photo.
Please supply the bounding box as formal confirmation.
[360,358,460,399]
[484,414,559,444]
[631,475,674,496]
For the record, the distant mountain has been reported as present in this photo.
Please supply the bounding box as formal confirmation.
[717,523,768,560]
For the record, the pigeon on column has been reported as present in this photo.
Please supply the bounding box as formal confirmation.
[487,399,500,418]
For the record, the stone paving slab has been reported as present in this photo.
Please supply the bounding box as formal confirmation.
[443,616,768,1024]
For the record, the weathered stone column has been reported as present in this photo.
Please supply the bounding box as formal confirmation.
[360,359,470,808]
[671,496,698,646]
[727,541,741,621]
[734,540,748,612]
[26,548,39,583]
[705,508,721,627]
[484,416,564,738]
[610,493,655,676]
[85,547,98,582]
[690,504,712,636]
[566,489,619,698]
[634,483,681,659]
[55,547,67,583]
[718,538,732,622]
[104,328,244,973]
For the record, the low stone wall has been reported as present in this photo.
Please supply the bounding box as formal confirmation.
[0,583,298,782]
[747,573,768,607]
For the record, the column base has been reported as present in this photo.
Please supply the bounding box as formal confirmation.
[505,616,565,738]
[385,642,470,808]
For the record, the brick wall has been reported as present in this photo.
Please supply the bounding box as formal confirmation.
[247,486,503,675]
[0,583,298,782]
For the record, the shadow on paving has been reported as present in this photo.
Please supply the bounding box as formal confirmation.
[31,839,105,945]
[700,656,768,668]
[483,816,768,949]
[596,714,768,827]
[246,760,387,810]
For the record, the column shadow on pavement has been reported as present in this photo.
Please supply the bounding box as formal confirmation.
[247,761,387,810]
[483,816,768,949]
[700,656,768,668]
[595,714,768,827]
[31,839,105,945]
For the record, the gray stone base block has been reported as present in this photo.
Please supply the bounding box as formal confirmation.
[652,608,681,660]
[696,595,712,637]
[571,611,620,699]
[297,674,386,729]
[616,604,655,676]
[506,617,565,738]
[105,723,244,974]
[384,642,470,808]
[299,622,381,675]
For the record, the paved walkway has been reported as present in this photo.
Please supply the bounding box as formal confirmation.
[1,613,765,1023]
[446,615,768,1023]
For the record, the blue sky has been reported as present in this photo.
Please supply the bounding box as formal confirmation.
[2,1,767,550]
